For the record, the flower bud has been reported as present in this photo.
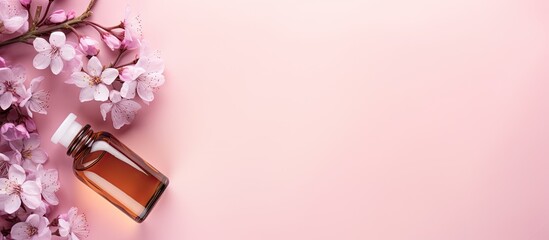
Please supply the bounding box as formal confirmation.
[48,10,67,23]
[78,36,100,56]
[101,33,121,51]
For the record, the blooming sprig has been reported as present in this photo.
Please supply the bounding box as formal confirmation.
[0,0,165,129]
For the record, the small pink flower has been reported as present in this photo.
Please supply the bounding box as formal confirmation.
[78,36,100,56]
[120,45,165,102]
[1,123,29,141]
[100,90,141,129]
[19,76,48,117]
[59,207,89,240]
[0,164,41,214]
[0,1,28,34]
[101,33,121,51]
[47,9,67,23]
[33,31,76,75]
[10,214,51,240]
[71,56,118,102]
[8,133,47,167]
[0,67,26,110]
[121,7,143,50]
[35,164,59,205]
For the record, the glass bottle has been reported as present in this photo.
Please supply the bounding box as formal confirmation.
[51,113,169,223]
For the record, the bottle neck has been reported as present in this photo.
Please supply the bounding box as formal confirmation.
[67,124,96,159]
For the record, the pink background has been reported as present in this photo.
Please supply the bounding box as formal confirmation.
[2,0,549,239]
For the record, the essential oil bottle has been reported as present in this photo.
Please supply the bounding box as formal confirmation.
[51,113,169,223]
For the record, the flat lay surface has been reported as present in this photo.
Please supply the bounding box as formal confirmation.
[2,0,548,239]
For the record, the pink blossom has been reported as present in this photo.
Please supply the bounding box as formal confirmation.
[101,33,121,51]
[100,90,141,129]
[78,36,100,56]
[0,57,6,68]
[121,7,143,50]
[33,32,76,75]
[71,56,118,102]
[120,45,165,102]
[19,76,48,117]
[0,0,28,34]
[35,164,59,205]
[1,123,29,141]
[8,133,47,167]
[0,164,41,214]
[59,207,89,240]
[10,214,51,240]
[0,67,26,110]
[47,9,67,23]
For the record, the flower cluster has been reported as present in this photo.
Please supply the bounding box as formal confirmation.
[0,105,88,239]
[1,0,165,129]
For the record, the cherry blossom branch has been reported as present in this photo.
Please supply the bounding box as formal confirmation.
[0,0,96,48]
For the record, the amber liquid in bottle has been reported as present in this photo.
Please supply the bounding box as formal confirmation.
[67,125,169,223]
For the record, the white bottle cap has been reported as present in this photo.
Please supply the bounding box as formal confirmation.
[51,113,83,148]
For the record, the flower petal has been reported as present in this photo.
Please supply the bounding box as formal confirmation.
[137,82,154,102]
[136,47,164,73]
[87,56,103,77]
[29,76,44,92]
[26,214,40,226]
[24,133,41,150]
[120,80,137,99]
[100,68,119,85]
[0,179,8,194]
[58,219,70,237]
[71,72,92,88]
[110,90,122,103]
[9,164,26,184]
[10,221,29,239]
[94,84,109,101]
[49,31,66,47]
[0,67,14,81]
[3,15,27,34]
[21,192,41,209]
[119,66,145,81]
[42,191,59,205]
[33,52,51,70]
[22,181,41,196]
[4,194,21,214]
[50,56,64,75]
[79,86,95,102]
[0,92,13,110]
[60,44,76,61]
[33,37,51,52]
[111,100,141,129]
[100,103,113,121]
[30,149,47,164]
